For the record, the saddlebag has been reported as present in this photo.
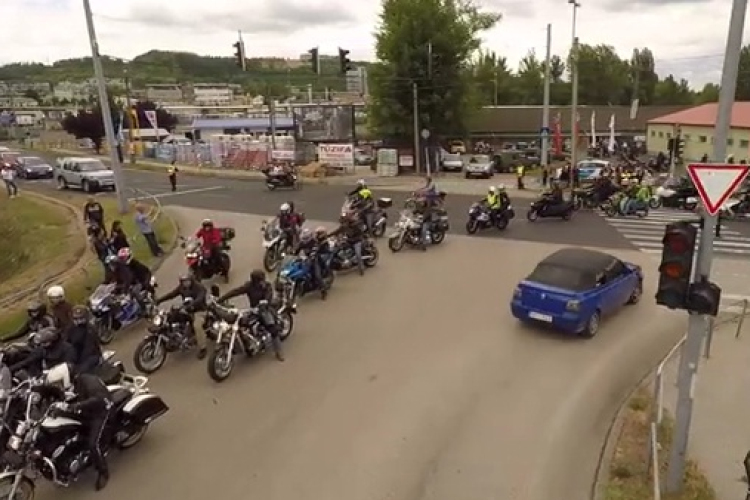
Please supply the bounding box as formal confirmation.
[376,198,393,209]
[219,227,236,242]
[123,394,169,425]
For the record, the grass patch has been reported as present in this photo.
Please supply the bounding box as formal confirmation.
[0,196,80,295]
[0,196,177,337]
[602,386,716,500]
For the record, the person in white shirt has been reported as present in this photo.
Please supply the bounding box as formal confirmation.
[1,165,18,198]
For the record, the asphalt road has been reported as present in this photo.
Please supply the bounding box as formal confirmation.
[33,207,684,500]
[25,153,635,252]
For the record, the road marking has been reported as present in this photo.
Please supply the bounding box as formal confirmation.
[128,186,224,201]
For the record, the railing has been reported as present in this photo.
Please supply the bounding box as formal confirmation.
[648,297,750,495]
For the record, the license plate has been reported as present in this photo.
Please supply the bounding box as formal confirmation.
[528,311,553,322]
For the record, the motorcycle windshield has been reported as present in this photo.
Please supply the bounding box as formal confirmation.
[0,364,11,401]
[264,219,281,241]
[90,283,116,305]
[184,239,201,254]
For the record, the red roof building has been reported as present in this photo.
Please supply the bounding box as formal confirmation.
[648,102,750,129]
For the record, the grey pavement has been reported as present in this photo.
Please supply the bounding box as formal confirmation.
[36,206,684,500]
[661,320,750,500]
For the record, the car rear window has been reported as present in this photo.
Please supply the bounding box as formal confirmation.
[526,263,592,291]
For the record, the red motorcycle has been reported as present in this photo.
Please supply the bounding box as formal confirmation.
[180,227,235,282]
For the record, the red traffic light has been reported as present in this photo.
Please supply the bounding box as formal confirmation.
[663,232,691,253]
[659,262,684,279]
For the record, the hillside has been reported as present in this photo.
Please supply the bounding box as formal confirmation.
[0,50,367,93]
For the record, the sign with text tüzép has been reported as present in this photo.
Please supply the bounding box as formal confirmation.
[318,143,354,170]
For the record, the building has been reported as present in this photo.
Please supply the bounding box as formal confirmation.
[646,102,750,160]
[467,105,690,142]
[145,84,184,104]
[52,81,92,102]
[345,67,368,95]
[190,84,234,106]
[190,117,295,139]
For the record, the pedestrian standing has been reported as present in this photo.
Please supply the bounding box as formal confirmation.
[108,220,129,252]
[1,165,18,198]
[89,227,111,274]
[83,196,106,235]
[134,204,163,257]
[168,161,178,192]
[541,167,548,188]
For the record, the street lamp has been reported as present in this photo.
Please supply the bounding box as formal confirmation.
[568,0,581,193]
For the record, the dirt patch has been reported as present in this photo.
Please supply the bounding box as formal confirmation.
[602,386,716,500]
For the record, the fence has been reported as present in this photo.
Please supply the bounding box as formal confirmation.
[648,297,750,497]
[0,187,163,316]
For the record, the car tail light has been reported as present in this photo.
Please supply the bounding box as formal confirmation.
[566,300,580,311]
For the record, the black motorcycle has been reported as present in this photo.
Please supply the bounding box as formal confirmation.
[132,304,200,374]
[527,198,575,222]
[465,203,514,234]
[263,168,300,191]
[329,236,380,271]
[571,188,601,210]
[181,227,234,282]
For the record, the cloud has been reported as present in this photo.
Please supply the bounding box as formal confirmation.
[486,0,535,18]
[599,0,710,13]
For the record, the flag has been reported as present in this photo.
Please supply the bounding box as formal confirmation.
[574,112,585,148]
[553,112,563,156]
[608,114,616,154]
[590,111,597,148]
[117,110,125,144]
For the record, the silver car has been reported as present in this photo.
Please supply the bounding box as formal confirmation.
[441,153,464,172]
[55,157,116,192]
[464,154,494,179]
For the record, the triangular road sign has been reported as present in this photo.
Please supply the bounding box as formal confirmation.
[686,163,750,216]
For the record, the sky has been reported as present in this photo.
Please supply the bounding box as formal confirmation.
[0,0,742,88]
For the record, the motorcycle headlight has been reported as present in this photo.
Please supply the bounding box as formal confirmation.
[279,269,290,278]
[153,315,163,327]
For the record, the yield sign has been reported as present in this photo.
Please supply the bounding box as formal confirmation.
[686,163,750,216]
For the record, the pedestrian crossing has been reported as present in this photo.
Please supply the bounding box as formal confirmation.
[601,209,750,257]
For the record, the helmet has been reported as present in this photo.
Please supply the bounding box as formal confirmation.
[299,228,313,243]
[44,361,72,391]
[357,179,366,188]
[314,226,327,239]
[250,269,265,282]
[488,186,496,194]
[35,327,60,349]
[27,300,44,319]
[179,274,194,289]
[279,203,290,213]
[46,285,65,303]
[117,247,132,264]
[72,306,88,326]
[201,219,214,229]
[496,184,506,192]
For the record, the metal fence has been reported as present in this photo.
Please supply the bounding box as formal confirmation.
[0,188,162,314]
[648,297,750,497]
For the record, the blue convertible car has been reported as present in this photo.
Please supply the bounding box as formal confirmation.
[510,248,643,338]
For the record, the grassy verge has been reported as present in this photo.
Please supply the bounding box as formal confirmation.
[0,196,177,337]
[0,195,80,296]
[602,386,715,500]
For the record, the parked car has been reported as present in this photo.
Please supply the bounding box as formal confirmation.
[495,150,539,173]
[441,153,464,172]
[16,156,53,179]
[464,154,494,179]
[449,140,466,154]
[54,157,116,192]
[354,148,372,165]
[510,248,642,338]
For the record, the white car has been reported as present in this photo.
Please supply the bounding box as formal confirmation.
[464,154,494,179]
[442,153,464,172]
[54,157,115,192]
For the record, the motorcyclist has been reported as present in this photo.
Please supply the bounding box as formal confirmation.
[217,270,284,361]
[293,228,329,299]
[330,210,367,274]
[543,181,564,206]
[195,218,224,273]
[347,179,375,234]
[482,186,502,224]
[155,275,208,359]
[67,306,104,375]
[5,300,57,342]
[116,247,153,309]
[9,326,75,376]
[623,182,650,215]
[46,362,112,490]
[278,202,301,248]
[103,254,134,293]
[47,285,73,331]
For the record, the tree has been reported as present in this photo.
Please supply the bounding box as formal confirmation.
[515,51,544,104]
[736,46,750,100]
[631,48,658,105]
[472,51,514,105]
[367,0,500,142]
[61,109,114,154]
[573,44,630,105]
[653,75,693,104]
[123,100,178,132]
[696,83,720,103]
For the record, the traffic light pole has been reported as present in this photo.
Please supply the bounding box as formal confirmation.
[665,0,746,490]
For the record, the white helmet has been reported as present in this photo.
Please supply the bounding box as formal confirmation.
[45,363,73,391]
[46,285,65,302]
[279,203,290,213]
[488,186,496,194]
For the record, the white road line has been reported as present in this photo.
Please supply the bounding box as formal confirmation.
[128,186,224,200]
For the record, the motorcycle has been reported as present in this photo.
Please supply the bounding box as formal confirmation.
[132,303,201,374]
[261,218,296,273]
[263,167,300,191]
[465,203,514,234]
[181,227,234,282]
[88,280,156,345]
[0,365,168,497]
[526,198,575,222]
[205,299,295,382]
[652,184,699,210]
[329,236,380,271]
[276,252,335,303]
[342,196,392,238]
[571,188,600,210]
[601,193,649,218]
[388,210,448,252]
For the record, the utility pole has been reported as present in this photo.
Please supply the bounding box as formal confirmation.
[412,82,420,174]
[268,93,277,151]
[570,36,580,187]
[664,0,747,491]
[82,0,128,213]
[541,23,552,171]
[123,69,135,164]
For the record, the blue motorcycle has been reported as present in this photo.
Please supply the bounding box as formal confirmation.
[88,283,152,345]
[276,253,335,305]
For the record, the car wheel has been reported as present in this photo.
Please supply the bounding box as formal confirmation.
[57,176,68,190]
[627,282,642,305]
[580,310,601,338]
[464,173,470,179]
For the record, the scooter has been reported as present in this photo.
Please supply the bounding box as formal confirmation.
[527,199,574,222]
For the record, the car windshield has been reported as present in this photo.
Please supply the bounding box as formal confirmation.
[527,263,592,291]
[21,157,44,166]
[444,154,461,162]
[78,160,107,172]
[470,155,489,163]
[578,161,604,170]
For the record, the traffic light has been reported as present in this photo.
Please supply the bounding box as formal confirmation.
[686,280,722,316]
[338,48,353,74]
[675,137,685,158]
[233,41,246,70]
[309,47,320,74]
[667,138,675,153]
[655,221,697,309]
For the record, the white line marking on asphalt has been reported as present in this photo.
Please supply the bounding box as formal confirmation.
[128,186,225,200]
